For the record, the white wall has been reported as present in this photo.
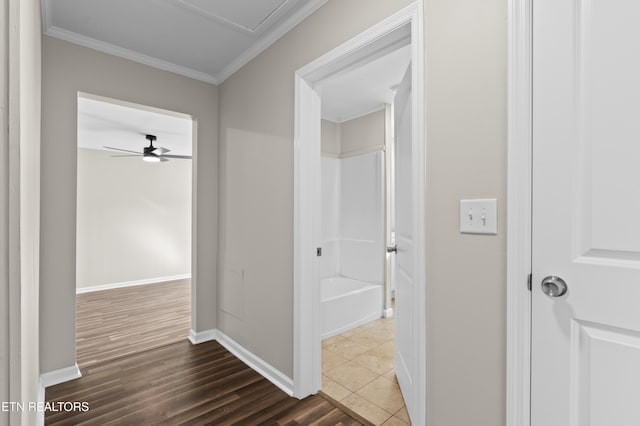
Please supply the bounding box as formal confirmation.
[0,4,8,417]
[321,111,386,284]
[2,0,41,424]
[76,148,191,289]
[340,151,384,284]
[320,157,341,279]
[321,119,341,157]
[321,119,342,279]
[321,152,384,284]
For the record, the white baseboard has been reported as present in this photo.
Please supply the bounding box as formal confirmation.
[216,331,294,397]
[76,274,191,294]
[383,307,394,318]
[321,311,382,340]
[189,328,294,397]
[40,363,82,388]
[188,328,219,344]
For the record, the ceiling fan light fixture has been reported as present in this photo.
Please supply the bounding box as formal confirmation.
[105,133,190,162]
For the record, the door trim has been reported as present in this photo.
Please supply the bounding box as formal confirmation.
[292,2,426,425]
[506,0,532,425]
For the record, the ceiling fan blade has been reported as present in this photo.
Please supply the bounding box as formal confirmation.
[104,146,143,154]
[153,146,170,154]
[160,157,170,162]
[161,154,192,159]
[111,154,142,157]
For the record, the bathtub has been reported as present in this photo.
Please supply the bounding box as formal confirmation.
[321,276,384,339]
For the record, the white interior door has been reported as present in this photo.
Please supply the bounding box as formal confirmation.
[393,64,415,419]
[532,1,640,425]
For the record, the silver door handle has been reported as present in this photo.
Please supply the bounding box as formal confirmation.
[541,276,568,297]
[386,245,398,253]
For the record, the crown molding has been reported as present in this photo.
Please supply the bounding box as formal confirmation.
[216,0,328,82]
[44,25,220,85]
[41,0,328,86]
[41,0,219,84]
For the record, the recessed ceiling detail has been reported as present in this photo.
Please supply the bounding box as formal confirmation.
[178,0,290,33]
[42,0,328,85]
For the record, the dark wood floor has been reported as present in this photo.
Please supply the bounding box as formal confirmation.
[46,340,364,425]
[76,279,191,368]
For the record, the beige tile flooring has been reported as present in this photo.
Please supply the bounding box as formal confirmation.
[321,313,410,425]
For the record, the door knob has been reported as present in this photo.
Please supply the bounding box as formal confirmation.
[386,245,398,253]
[541,276,568,297]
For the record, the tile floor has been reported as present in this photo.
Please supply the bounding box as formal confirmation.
[321,312,410,425]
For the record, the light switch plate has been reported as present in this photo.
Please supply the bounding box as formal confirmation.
[459,199,497,235]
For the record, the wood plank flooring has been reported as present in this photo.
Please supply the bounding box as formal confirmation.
[46,340,365,425]
[76,279,191,368]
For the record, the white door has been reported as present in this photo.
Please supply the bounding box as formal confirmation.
[393,65,415,420]
[532,1,640,425]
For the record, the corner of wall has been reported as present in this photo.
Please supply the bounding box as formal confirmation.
[40,364,82,389]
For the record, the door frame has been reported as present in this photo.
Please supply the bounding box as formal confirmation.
[72,93,196,377]
[292,2,426,424]
[506,0,533,425]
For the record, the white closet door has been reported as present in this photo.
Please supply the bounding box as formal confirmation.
[532,1,640,424]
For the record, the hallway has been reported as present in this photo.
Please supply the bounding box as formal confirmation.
[46,340,365,425]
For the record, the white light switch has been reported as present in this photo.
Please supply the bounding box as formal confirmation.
[459,199,497,235]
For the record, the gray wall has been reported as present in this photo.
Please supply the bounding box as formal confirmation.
[218,0,412,378]
[424,0,507,424]
[321,119,340,157]
[40,36,218,373]
[340,109,385,156]
[38,0,509,423]
[321,110,385,158]
[76,148,192,289]
[220,0,508,423]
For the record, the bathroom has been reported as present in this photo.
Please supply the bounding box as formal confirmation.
[316,40,411,342]
[319,103,410,423]
[312,36,412,423]
[320,110,387,339]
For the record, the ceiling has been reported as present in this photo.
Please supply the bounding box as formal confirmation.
[55,1,411,135]
[78,94,193,156]
[319,44,411,123]
[43,0,328,84]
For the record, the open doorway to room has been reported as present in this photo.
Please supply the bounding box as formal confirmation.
[294,4,425,425]
[75,93,194,369]
[317,42,410,425]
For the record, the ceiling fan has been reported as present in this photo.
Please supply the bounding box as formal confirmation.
[104,134,191,163]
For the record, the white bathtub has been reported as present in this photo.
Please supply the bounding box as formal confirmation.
[321,276,384,339]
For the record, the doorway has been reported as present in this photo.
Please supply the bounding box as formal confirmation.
[318,108,400,423]
[293,3,426,425]
[75,93,194,368]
